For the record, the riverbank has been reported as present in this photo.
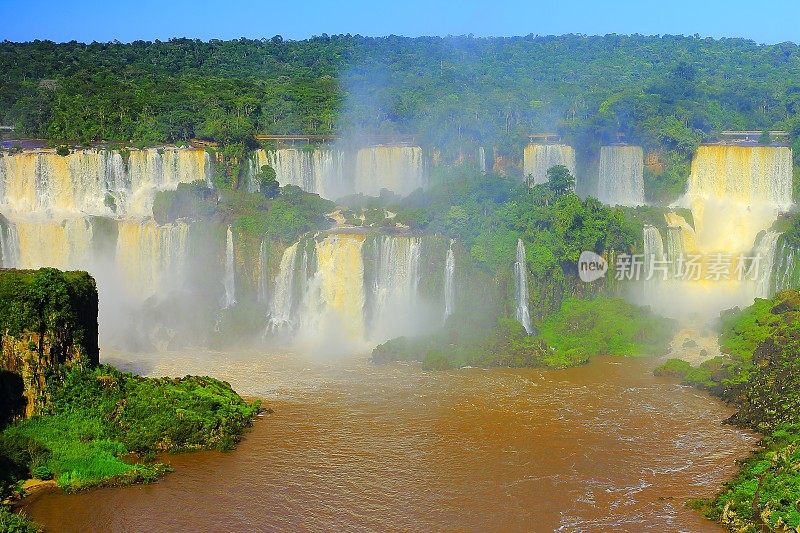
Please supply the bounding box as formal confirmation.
[656,290,800,531]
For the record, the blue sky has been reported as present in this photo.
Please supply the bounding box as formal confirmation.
[1,0,798,44]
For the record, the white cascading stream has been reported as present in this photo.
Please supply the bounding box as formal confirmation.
[597,146,644,206]
[367,235,422,340]
[222,225,236,308]
[523,144,576,185]
[752,231,782,298]
[514,239,533,334]
[444,240,455,320]
[643,225,666,280]
[354,146,425,197]
[0,147,210,218]
[774,239,798,293]
[268,242,300,332]
[248,148,346,199]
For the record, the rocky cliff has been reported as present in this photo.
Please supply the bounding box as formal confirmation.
[0,268,98,424]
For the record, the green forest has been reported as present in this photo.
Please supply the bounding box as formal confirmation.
[3,34,800,160]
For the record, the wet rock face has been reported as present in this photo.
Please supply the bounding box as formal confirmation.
[0,268,99,423]
[0,332,90,420]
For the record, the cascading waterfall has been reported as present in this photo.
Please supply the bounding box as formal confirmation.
[752,231,782,298]
[444,240,455,320]
[597,146,644,206]
[665,226,685,278]
[301,234,366,342]
[686,145,792,252]
[0,147,210,217]
[248,148,346,198]
[774,239,799,293]
[523,144,576,185]
[266,232,442,345]
[0,218,18,267]
[354,146,425,197]
[268,242,300,331]
[643,226,666,281]
[478,147,486,173]
[246,145,426,199]
[366,235,422,340]
[115,219,190,299]
[11,217,94,271]
[514,239,533,334]
[223,225,236,308]
[634,145,793,323]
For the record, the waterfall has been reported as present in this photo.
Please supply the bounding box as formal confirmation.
[444,240,455,320]
[514,239,533,334]
[257,238,269,304]
[222,226,236,308]
[597,146,644,206]
[248,148,346,198]
[665,226,685,278]
[523,144,576,185]
[753,231,782,298]
[354,146,425,197]
[299,234,366,341]
[115,219,189,300]
[686,145,792,253]
[0,218,18,268]
[268,242,300,331]
[0,148,210,218]
[266,233,442,344]
[774,239,799,293]
[478,147,486,173]
[634,145,793,323]
[11,217,94,271]
[643,226,666,280]
[248,145,426,199]
[688,146,792,208]
[366,235,422,340]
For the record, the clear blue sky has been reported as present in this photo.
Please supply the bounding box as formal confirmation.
[1,0,798,45]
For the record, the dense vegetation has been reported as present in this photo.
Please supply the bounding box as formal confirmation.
[0,267,98,364]
[3,34,800,204]
[349,164,640,318]
[656,291,800,531]
[153,179,334,245]
[0,363,258,498]
[373,297,675,369]
[3,35,800,155]
[0,268,259,531]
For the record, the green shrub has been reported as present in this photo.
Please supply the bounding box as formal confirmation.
[0,365,259,492]
[0,507,38,533]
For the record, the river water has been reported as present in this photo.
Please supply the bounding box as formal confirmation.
[24,351,755,532]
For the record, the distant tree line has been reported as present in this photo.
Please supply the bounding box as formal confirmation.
[2,34,800,162]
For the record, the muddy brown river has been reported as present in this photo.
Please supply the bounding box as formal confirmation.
[24,351,755,532]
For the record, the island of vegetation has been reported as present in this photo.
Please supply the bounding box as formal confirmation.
[0,268,260,532]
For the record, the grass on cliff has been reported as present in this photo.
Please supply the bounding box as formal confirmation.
[372,297,675,369]
[0,365,259,493]
[655,290,800,531]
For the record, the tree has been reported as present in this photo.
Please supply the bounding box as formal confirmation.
[545,165,575,196]
[257,165,279,199]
